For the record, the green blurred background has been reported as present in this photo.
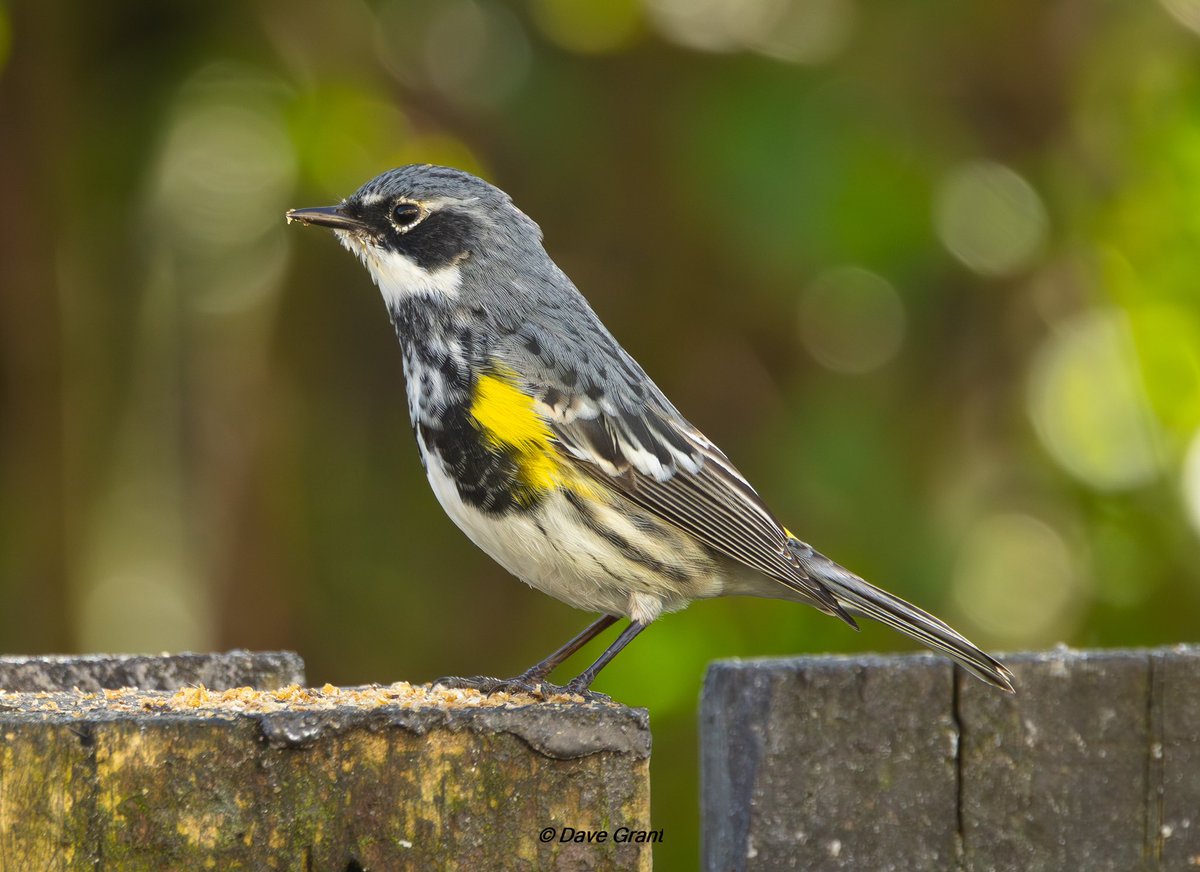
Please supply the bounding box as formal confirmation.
[2,1,1199,866]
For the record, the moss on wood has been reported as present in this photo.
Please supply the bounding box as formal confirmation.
[0,682,652,871]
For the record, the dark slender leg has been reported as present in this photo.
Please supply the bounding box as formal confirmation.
[565,621,649,695]
[517,614,619,683]
[434,614,620,696]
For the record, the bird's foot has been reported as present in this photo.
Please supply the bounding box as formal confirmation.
[432,674,611,703]
[432,674,557,697]
[563,677,612,704]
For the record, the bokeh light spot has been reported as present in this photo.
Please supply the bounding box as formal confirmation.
[934,160,1048,277]
[423,0,530,107]
[746,0,855,64]
[1182,428,1200,537]
[1028,308,1167,491]
[1161,0,1200,35]
[645,0,751,52]
[529,0,643,54]
[79,562,214,653]
[289,87,411,198]
[799,266,905,373]
[154,65,296,248]
[76,482,214,653]
[951,513,1084,646]
[647,0,853,62]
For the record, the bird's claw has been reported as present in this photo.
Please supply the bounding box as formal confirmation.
[433,674,555,697]
[432,674,611,703]
[565,683,613,704]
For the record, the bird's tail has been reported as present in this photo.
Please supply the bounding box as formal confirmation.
[793,542,1015,692]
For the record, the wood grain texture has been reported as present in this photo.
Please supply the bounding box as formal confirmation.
[701,646,1200,872]
[0,650,305,692]
[0,692,652,871]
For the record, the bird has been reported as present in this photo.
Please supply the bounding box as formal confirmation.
[286,164,1013,697]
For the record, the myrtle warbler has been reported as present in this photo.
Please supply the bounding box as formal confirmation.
[287,164,1013,695]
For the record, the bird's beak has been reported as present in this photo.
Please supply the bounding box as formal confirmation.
[285,205,368,231]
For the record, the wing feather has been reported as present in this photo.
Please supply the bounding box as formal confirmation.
[547,400,852,622]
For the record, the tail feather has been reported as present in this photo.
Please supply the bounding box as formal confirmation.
[796,545,1015,692]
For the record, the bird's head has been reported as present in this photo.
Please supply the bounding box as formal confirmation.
[287,164,544,311]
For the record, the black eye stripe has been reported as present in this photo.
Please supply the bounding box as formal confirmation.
[393,202,422,228]
[390,208,479,271]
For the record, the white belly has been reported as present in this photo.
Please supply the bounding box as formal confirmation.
[420,444,723,623]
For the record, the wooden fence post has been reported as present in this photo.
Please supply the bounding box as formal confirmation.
[0,654,652,870]
[701,646,1200,872]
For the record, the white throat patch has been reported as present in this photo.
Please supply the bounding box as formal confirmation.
[337,233,462,311]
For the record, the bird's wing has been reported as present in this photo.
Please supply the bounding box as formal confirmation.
[487,294,854,622]
[532,383,854,624]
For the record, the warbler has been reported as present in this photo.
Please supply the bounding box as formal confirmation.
[287,164,1013,695]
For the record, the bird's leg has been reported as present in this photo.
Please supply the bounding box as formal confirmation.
[516,613,619,684]
[433,614,619,697]
[563,620,649,697]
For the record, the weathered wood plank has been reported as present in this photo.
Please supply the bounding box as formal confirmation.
[1149,647,1200,870]
[957,650,1151,872]
[701,646,1200,872]
[702,654,960,872]
[0,684,652,871]
[0,650,304,692]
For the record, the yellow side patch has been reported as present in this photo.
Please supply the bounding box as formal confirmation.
[470,369,566,494]
[471,371,554,448]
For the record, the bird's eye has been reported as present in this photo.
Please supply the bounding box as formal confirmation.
[392,202,422,230]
